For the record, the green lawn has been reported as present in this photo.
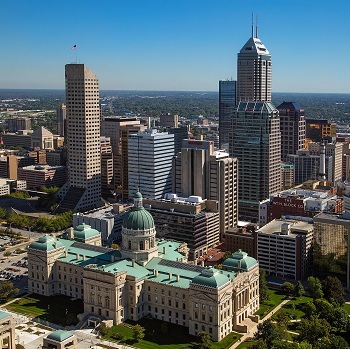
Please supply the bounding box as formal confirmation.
[343,303,350,315]
[5,294,83,326]
[255,289,286,318]
[273,295,312,319]
[102,319,241,349]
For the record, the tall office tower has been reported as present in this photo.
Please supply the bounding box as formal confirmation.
[7,116,31,132]
[219,80,236,149]
[100,136,114,198]
[308,141,343,183]
[168,126,188,155]
[128,129,174,199]
[57,103,66,138]
[286,149,332,185]
[179,139,214,198]
[57,64,101,212]
[277,102,306,162]
[173,139,238,235]
[305,119,337,146]
[101,116,146,199]
[230,102,281,223]
[237,27,272,102]
[208,152,238,236]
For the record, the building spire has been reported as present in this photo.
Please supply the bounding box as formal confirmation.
[255,14,259,38]
[251,12,254,38]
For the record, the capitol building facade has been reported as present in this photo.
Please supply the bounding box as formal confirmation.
[28,192,259,341]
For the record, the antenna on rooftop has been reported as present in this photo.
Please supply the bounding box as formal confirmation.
[255,14,259,38]
[251,12,254,38]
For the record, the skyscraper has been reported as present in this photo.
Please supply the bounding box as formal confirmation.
[57,103,66,138]
[219,80,236,149]
[57,64,101,212]
[128,129,174,199]
[230,27,280,223]
[277,102,306,162]
[237,26,272,102]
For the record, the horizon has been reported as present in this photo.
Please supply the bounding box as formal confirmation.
[1,0,349,93]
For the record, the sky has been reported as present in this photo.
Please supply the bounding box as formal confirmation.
[1,0,350,93]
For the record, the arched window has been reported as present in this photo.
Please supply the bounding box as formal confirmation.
[150,239,154,248]
[128,240,132,250]
[140,241,144,250]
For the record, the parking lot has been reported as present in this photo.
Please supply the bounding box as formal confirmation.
[0,234,30,292]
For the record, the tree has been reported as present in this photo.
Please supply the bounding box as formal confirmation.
[132,324,145,342]
[254,319,281,347]
[221,250,232,262]
[302,301,316,318]
[282,282,295,296]
[307,276,323,299]
[259,269,269,302]
[197,331,212,349]
[322,276,345,306]
[315,334,349,349]
[249,339,268,349]
[329,307,350,333]
[3,251,11,257]
[298,316,331,346]
[294,281,305,298]
[0,281,19,301]
[0,206,7,219]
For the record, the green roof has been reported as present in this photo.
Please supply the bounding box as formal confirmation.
[47,330,73,342]
[74,223,100,240]
[191,268,230,289]
[0,310,11,321]
[122,206,154,230]
[222,250,258,271]
[28,235,64,252]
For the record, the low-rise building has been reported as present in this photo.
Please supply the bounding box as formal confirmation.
[18,164,67,190]
[27,192,259,341]
[257,218,314,280]
[42,330,77,349]
[144,194,220,260]
[0,310,16,349]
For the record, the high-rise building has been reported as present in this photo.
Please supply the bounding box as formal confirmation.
[7,116,31,132]
[219,80,236,149]
[237,27,272,102]
[57,103,66,138]
[229,28,280,223]
[306,118,336,146]
[101,116,146,199]
[277,102,306,162]
[100,136,114,198]
[57,64,101,212]
[230,102,281,222]
[128,129,174,199]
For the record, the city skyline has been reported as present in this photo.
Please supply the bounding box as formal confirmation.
[1,0,349,93]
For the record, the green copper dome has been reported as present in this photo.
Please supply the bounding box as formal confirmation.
[29,235,64,252]
[122,192,155,231]
[191,268,230,289]
[47,330,74,342]
[222,250,257,271]
[73,223,100,240]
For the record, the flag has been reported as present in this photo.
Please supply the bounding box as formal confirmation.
[71,45,77,50]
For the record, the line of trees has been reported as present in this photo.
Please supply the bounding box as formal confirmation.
[251,276,349,348]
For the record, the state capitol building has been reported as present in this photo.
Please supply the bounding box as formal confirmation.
[27,192,259,341]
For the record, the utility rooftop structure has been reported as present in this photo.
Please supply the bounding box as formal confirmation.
[28,192,259,341]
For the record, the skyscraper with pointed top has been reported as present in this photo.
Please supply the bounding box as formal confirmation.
[237,21,272,102]
[229,21,281,223]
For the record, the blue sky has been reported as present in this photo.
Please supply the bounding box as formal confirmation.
[1,0,349,92]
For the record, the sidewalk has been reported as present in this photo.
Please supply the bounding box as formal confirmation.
[230,299,290,349]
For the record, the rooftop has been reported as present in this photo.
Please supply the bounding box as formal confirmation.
[47,330,74,342]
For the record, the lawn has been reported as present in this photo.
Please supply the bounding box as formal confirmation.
[273,295,313,319]
[343,303,350,315]
[101,318,241,349]
[254,289,286,318]
[5,294,83,326]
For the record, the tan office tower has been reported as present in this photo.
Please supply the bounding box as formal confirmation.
[237,26,272,102]
[101,116,146,199]
[57,64,101,212]
[208,152,238,237]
